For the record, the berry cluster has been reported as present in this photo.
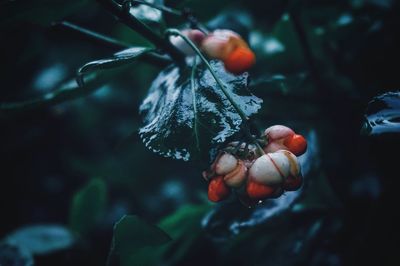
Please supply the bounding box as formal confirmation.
[203,125,307,203]
[170,29,256,74]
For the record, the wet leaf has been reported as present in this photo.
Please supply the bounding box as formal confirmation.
[77,47,152,86]
[69,178,107,235]
[362,91,400,135]
[3,225,74,255]
[139,60,262,161]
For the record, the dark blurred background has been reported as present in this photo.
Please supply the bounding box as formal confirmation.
[1,0,400,265]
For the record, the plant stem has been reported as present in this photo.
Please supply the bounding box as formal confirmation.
[97,0,185,65]
[57,21,132,48]
[165,29,248,121]
[254,142,265,156]
[0,70,124,117]
[181,8,209,34]
[239,122,264,156]
[165,28,264,155]
[190,56,200,151]
[55,21,172,67]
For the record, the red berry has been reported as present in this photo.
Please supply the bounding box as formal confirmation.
[283,134,307,156]
[283,175,303,191]
[208,176,230,202]
[246,180,276,200]
[224,47,256,74]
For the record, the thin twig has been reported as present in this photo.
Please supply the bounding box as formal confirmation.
[181,8,209,34]
[55,21,172,67]
[56,21,132,48]
[97,0,185,65]
[0,70,122,116]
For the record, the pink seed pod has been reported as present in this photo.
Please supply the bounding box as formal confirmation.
[249,154,285,185]
[248,150,301,186]
[263,125,294,153]
[279,150,301,177]
[264,125,295,141]
[170,29,205,56]
[200,29,248,60]
[223,160,248,188]
[263,141,288,154]
[263,125,307,156]
[214,152,238,175]
[279,150,302,190]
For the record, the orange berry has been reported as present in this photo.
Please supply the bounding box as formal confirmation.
[283,134,307,156]
[246,180,276,200]
[208,176,230,202]
[283,174,303,191]
[224,46,256,74]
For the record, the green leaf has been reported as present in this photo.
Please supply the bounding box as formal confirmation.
[268,13,305,71]
[77,47,153,86]
[250,13,306,73]
[110,215,171,266]
[0,0,91,27]
[139,60,262,161]
[120,204,210,266]
[158,204,210,264]
[159,204,209,238]
[3,225,74,255]
[69,178,107,235]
